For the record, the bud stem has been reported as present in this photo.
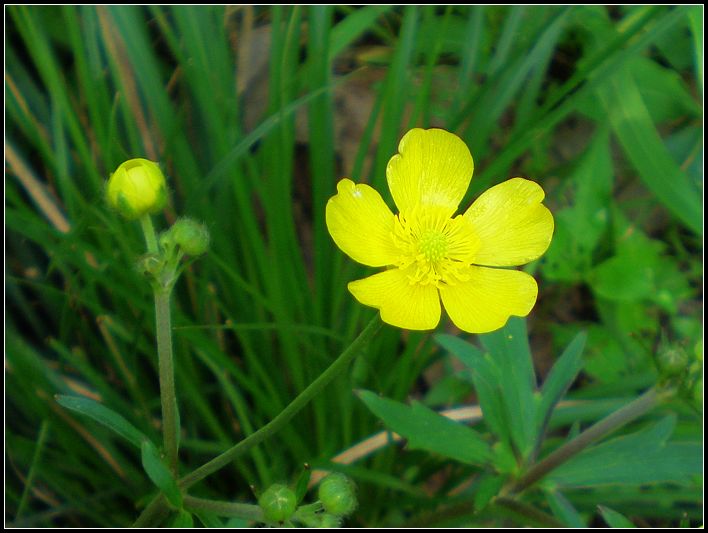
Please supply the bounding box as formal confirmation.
[140,213,180,474]
[140,214,159,254]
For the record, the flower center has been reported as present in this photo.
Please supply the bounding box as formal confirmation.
[418,229,448,263]
[392,206,481,287]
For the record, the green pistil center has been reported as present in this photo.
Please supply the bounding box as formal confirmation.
[418,229,448,264]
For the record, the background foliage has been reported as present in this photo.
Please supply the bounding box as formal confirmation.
[5,5,703,527]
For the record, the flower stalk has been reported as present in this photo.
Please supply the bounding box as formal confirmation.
[133,315,382,527]
[140,213,180,474]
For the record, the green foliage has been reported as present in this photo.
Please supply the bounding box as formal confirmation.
[141,440,183,509]
[55,395,149,449]
[6,5,702,528]
[357,391,492,466]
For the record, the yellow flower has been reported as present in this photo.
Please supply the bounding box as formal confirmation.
[326,128,554,333]
[106,158,167,220]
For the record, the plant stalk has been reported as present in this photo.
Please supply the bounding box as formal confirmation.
[183,495,264,521]
[509,387,660,494]
[133,315,382,526]
[140,214,180,474]
[179,315,381,489]
[155,287,179,474]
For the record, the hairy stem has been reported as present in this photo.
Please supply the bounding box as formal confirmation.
[140,214,158,254]
[155,287,179,473]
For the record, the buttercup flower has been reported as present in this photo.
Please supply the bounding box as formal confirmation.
[106,158,167,220]
[326,128,554,333]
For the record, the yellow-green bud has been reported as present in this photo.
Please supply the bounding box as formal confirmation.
[259,484,297,523]
[170,218,210,256]
[106,158,167,220]
[317,473,357,517]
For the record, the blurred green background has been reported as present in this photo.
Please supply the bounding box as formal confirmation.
[5,5,703,527]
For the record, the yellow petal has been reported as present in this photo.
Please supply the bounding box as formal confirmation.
[439,266,538,334]
[386,128,474,216]
[326,179,400,267]
[464,178,554,267]
[348,268,441,330]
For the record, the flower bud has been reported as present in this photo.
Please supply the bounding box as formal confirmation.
[657,343,689,377]
[259,484,297,523]
[106,158,167,220]
[317,473,357,517]
[169,218,210,256]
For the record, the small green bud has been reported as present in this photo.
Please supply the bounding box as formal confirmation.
[657,343,690,377]
[136,253,165,277]
[169,218,210,256]
[317,473,357,517]
[106,158,167,220]
[259,484,297,523]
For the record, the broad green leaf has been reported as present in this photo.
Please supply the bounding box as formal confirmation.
[479,318,537,459]
[548,416,702,487]
[599,67,702,235]
[435,334,511,446]
[598,505,636,528]
[536,332,586,438]
[56,394,147,449]
[141,439,183,509]
[357,390,492,466]
[589,250,657,301]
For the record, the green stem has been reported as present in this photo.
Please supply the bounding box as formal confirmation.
[133,315,381,527]
[179,315,381,489]
[183,495,264,521]
[155,287,179,474]
[140,214,159,254]
[509,387,660,494]
[139,213,179,474]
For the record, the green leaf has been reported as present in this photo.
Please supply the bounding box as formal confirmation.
[536,332,586,439]
[473,474,505,512]
[548,416,702,487]
[56,394,147,449]
[141,439,183,509]
[435,334,511,447]
[631,58,701,123]
[598,505,636,528]
[599,66,702,235]
[357,390,492,466]
[589,250,657,301]
[479,318,537,459]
